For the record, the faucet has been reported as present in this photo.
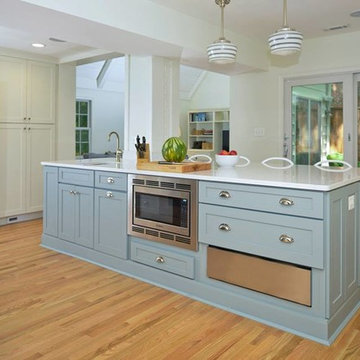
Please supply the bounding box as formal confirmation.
[108,131,123,162]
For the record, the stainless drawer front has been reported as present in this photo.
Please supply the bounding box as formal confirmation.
[207,246,311,306]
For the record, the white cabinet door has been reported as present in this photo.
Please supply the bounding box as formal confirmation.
[27,62,55,124]
[0,124,27,217]
[0,57,27,123]
[26,124,55,212]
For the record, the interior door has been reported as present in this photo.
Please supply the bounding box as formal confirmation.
[284,74,353,165]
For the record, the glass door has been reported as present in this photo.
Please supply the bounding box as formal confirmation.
[284,74,353,165]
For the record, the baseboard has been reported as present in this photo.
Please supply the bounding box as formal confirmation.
[0,211,42,226]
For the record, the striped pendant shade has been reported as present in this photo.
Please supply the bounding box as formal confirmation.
[208,0,237,64]
[269,0,303,56]
[207,39,237,64]
[268,28,303,55]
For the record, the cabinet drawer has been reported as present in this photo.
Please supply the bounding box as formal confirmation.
[199,181,323,219]
[199,203,323,268]
[95,171,127,191]
[207,246,311,306]
[59,168,94,187]
[130,240,195,279]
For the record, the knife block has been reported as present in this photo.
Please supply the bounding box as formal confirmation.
[136,143,150,163]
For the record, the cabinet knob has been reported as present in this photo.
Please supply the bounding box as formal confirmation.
[23,117,27,121]
[279,198,294,206]
[155,256,165,264]
[219,191,231,199]
[107,177,115,184]
[279,234,294,244]
[28,117,31,121]
[106,191,113,198]
[218,223,231,232]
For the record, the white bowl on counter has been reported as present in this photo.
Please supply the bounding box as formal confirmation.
[215,154,239,167]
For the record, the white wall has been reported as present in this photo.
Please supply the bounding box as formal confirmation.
[190,72,230,109]
[76,88,124,154]
[230,31,360,162]
[57,64,76,160]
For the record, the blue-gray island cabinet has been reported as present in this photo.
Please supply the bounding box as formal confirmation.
[41,161,360,344]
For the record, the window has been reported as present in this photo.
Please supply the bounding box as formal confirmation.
[75,100,91,156]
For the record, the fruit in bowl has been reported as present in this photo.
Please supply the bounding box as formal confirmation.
[215,149,239,167]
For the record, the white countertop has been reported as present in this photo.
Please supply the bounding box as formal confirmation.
[41,158,360,191]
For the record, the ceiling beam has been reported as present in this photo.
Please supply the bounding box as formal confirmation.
[96,59,112,89]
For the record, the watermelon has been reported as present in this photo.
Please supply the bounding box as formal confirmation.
[162,137,187,162]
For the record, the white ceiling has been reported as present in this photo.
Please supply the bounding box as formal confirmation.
[0,0,359,64]
[149,0,360,40]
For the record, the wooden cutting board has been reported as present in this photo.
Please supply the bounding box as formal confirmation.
[136,161,211,173]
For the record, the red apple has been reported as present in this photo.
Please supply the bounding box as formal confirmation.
[218,150,229,155]
[229,150,238,155]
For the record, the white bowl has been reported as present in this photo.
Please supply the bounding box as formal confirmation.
[215,154,239,167]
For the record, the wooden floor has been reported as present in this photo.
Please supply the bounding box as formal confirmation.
[1,221,360,359]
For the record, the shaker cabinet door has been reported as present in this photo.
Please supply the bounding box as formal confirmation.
[94,189,127,258]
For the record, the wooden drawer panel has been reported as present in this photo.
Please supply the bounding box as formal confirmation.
[59,168,94,187]
[130,240,195,279]
[207,246,311,306]
[199,181,323,219]
[95,171,127,191]
[199,203,323,268]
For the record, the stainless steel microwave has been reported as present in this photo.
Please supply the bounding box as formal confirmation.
[128,174,198,251]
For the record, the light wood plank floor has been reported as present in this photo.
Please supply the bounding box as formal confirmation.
[1,220,360,359]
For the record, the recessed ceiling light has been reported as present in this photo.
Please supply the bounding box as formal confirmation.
[31,43,46,48]
[350,10,360,17]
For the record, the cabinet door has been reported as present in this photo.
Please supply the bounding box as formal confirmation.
[75,186,94,248]
[94,189,127,258]
[58,183,77,242]
[0,56,27,123]
[27,124,55,213]
[0,124,26,217]
[27,62,55,124]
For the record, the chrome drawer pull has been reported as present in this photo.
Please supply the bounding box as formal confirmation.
[155,256,165,264]
[219,191,231,199]
[107,177,115,184]
[69,190,78,195]
[279,198,294,206]
[218,223,231,232]
[106,191,113,198]
[279,234,294,244]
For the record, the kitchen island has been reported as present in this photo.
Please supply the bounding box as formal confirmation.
[41,158,360,344]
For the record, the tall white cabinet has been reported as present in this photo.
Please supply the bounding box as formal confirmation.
[0,56,56,219]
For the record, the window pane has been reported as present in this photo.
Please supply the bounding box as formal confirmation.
[80,101,88,114]
[76,115,80,127]
[76,130,80,142]
[82,142,89,154]
[80,115,88,127]
[75,142,80,156]
[81,130,89,142]
[76,101,80,113]
[291,83,343,165]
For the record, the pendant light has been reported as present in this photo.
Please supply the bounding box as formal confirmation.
[268,0,303,56]
[207,0,237,64]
